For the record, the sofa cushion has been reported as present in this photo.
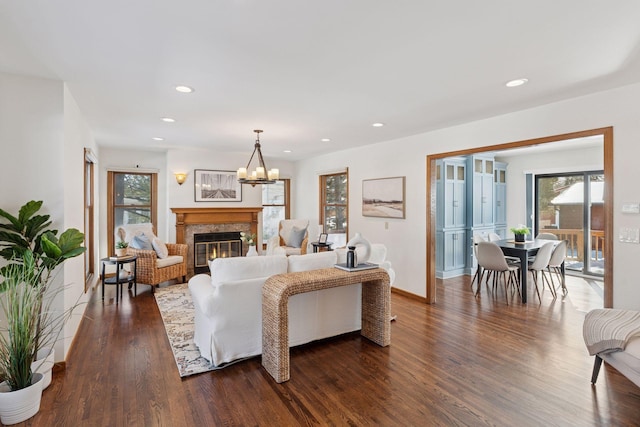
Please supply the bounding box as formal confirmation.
[130,233,154,250]
[288,251,337,272]
[152,237,169,259]
[157,255,183,268]
[209,255,288,286]
[286,225,307,248]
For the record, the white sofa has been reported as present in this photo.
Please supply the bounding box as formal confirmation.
[188,247,394,366]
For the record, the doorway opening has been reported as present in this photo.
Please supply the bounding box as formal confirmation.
[425,127,613,307]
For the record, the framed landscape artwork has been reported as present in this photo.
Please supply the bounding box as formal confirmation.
[194,169,242,202]
[362,176,406,218]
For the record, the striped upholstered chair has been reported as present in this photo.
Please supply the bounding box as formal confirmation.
[116,224,187,291]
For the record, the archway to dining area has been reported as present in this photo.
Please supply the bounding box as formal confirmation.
[425,127,613,307]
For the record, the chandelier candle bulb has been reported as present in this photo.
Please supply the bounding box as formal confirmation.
[237,168,247,179]
[256,167,265,179]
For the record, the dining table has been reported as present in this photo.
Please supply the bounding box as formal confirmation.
[494,238,561,303]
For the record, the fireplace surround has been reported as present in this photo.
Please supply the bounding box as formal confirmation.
[171,207,262,278]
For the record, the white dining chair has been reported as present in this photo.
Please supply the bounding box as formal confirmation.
[471,234,487,290]
[547,240,568,296]
[489,232,521,266]
[527,241,556,302]
[475,241,520,304]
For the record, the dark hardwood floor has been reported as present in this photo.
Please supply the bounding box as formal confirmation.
[16,275,640,426]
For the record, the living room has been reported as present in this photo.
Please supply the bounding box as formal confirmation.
[2,1,640,425]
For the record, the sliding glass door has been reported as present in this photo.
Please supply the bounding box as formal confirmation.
[535,171,604,276]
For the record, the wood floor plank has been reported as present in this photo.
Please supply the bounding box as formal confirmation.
[14,275,640,426]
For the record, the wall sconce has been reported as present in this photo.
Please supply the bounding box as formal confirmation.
[174,173,187,185]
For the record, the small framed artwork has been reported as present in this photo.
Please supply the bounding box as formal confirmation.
[194,169,242,202]
[319,233,328,244]
[362,176,406,219]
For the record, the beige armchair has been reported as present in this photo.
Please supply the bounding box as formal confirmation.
[115,224,187,291]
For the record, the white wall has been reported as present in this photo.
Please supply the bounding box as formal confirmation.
[62,84,97,357]
[0,72,96,361]
[166,148,294,243]
[294,82,640,310]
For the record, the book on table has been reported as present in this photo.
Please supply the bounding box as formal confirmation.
[334,262,378,272]
[109,255,135,261]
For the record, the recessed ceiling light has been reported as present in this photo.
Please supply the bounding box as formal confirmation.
[175,85,194,93]
[283,150,292,153]
[506,78,529,87]
[372,122,384,127]
[321,138,331,142]
[152,137,164,141]
[161,117,175,123]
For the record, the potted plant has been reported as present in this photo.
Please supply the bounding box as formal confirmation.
[0,254,46,424]
[510,225,531,243]
[0,201,86,390]
[115,240,129,257]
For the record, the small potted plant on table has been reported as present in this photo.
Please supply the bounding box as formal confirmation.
[115,240,129,257]
[510,225,530,243]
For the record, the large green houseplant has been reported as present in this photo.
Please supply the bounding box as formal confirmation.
[0,201,85,387]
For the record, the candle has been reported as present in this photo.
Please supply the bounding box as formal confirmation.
[237,167,247,179]
[256,167,265,179]
[269,168,279,180]
[251,170,257,179]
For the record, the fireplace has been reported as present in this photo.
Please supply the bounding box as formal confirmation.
[193,231,242,275]
[171,207,263,279]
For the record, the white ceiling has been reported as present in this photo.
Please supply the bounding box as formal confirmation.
[1,1,639,161]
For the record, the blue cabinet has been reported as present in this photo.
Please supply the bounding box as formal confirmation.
[468,156,494,227]
[436,158,467,278]
[436,155,507,278]
[494,161,507,228]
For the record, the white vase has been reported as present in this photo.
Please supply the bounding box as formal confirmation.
[0,373,44,425]
[31,348,54,390]
[246,245,258,257]
[346,232,371,262]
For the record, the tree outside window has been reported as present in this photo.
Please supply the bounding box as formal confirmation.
[320,172,348,236]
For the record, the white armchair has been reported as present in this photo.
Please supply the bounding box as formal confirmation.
[266,219,318,256]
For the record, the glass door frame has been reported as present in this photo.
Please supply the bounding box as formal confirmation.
[534,170,604,277]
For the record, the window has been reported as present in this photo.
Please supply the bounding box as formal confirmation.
[84,149,96,291]
[320,171,348,239]
[107,171,157,255]
[262,179,290,245]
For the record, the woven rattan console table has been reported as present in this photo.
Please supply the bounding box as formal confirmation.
[262,267,390,383]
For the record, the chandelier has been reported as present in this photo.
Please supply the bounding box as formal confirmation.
[237,130,279,186]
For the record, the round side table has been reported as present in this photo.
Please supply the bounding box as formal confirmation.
[101,255,137,303]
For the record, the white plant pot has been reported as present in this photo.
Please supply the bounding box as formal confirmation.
[31,347,55,390]
[246,246,258,257]
[0,372,44,425]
